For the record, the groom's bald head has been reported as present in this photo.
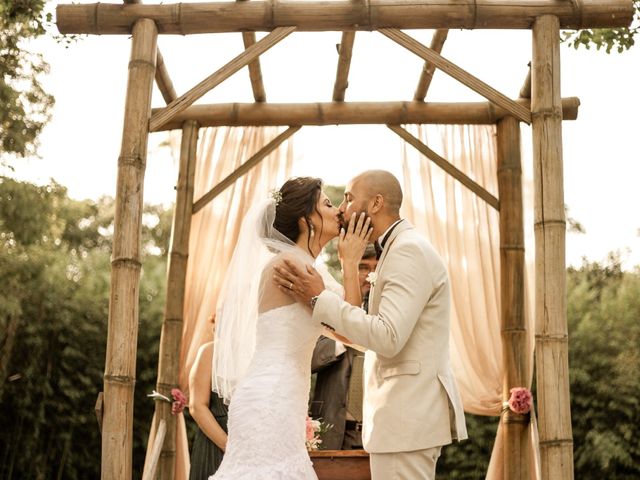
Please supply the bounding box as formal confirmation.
[351,170,403,215]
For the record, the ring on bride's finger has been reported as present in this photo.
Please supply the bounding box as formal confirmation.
[289,282,293,290]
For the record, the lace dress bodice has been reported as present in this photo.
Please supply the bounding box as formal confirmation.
[210,303,322,480]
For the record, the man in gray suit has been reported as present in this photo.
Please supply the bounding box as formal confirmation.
[310,244,377,450]
[275,170,467,479]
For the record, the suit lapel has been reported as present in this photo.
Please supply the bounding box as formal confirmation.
[368,220,413,311]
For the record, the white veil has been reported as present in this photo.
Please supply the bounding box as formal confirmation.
[212,197,298,404]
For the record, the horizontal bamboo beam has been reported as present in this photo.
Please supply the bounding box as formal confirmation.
[150,98,580,130]
[388,124,500,210]
[193,126,301,214]
[414,29,448,102]
[381,28,532,123]
[333,31,356,102]
[56,0,635,35]
[149,26,295,131]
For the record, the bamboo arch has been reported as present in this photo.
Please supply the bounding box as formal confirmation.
[54,1,635,479]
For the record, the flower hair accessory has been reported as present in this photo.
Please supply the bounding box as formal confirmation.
[502,387,533,415]
[270,189,283,206]
[366,271,378,286]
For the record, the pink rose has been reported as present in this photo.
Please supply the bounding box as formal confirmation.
[305,416,316,441]
[508,387,533,414]
[171,388,188,415]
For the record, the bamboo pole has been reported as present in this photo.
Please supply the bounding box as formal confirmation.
[102,18,157,480]
[193,126,300,214]
[242,32,267,102]
[124,0,176,104]
[237,0,267,102]
[532,15,574,480]
[381,28,532,123]
[333,31,356,101]
[414,29,448,101]
[520,63,532,99]
[149,26,295,131]
[497,115,530,479]
[388,124,499,210]
[56,0,635,35]
[156,50,177,103]
[153,120,199,480]
[150,98,580,130]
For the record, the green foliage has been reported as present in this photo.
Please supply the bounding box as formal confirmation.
[0,0,54,159]
[437,414,499,479]
[0,177,172,479]
[562,0,640,53]
[567,255,640,478]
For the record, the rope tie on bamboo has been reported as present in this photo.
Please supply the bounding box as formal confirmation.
[111,257,143,269]
[129,58,156,72]
[533,219,566,229]
[539,438,574,447]
[118,154,146,169]
[104,374,135,384]
[164,317,184,325]
[535,334,569,343]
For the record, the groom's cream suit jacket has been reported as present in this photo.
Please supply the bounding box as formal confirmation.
[313,220,467,453]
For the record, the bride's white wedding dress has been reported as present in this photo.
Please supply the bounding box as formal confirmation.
[210,302,322,479]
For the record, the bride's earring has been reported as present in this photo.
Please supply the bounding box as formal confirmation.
[310,225,315,237]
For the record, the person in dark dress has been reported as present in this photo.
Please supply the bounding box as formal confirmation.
[188,318,229,479]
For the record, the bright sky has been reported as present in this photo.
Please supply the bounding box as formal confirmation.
[7,2,640,268]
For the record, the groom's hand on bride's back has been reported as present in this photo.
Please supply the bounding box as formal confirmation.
[273,259,325,306]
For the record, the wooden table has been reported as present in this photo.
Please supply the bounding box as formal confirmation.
[310,450,371,480]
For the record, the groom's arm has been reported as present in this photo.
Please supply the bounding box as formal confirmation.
[314,241,436,358]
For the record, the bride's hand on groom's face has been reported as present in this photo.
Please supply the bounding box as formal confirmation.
[339,212,373,268]
[273,259,325,305]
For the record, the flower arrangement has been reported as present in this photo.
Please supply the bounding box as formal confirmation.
[305,415,333,451]
[147,388,188,415]
[502,387,533,415]
[366,271,378,287]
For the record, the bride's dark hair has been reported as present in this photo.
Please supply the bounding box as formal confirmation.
[273,177,323,247]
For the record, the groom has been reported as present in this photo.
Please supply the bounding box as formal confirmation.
[275,170,467,479]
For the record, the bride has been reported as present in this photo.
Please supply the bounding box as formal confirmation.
[210,177,371,479]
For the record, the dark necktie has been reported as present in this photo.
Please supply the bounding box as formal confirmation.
[374,220,402,259]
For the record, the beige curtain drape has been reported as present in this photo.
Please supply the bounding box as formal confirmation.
[144,126,294,480]
[399,124,538,479]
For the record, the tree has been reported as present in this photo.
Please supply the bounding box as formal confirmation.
[0,177,172,479]
[562,0,640,53]
[567,255,640,478]
[0,0,54,159]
